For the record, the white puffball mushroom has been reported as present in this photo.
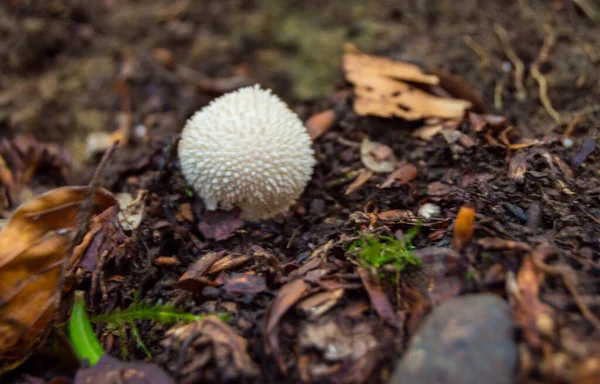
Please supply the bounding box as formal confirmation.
[178,84,316,221]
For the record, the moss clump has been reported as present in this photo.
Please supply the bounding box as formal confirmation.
[348,225,422,272]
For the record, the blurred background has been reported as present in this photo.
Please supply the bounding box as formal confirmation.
[0,0,598,177]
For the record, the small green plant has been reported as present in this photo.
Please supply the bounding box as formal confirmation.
[69,291,105,365]
[69,291,230,363]
[348,224,422,272]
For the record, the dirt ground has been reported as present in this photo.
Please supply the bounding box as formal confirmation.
[1,0,600,383]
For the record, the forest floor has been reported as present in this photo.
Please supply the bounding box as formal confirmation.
[1,1,600,383]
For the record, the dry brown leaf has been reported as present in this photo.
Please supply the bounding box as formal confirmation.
[347,72,472,120]
[452,205,475,249]
[345,169,373,195]
[343,45,473,121]
[175,251,224,293]
[0,186,116,373]
[264,279,309,374]
[358,268,399,326]
[514,255,554,348]
[380,163,418,188]
[343,44,439,85]
[432,69,486,113]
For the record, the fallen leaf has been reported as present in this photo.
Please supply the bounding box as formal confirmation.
[175,251,223,293]
[162,315,258,380]
[514,253,554,348]
[306,109,336,140]
[115,190,146,231]
[347,72,472,120]
[360,138,397,173]
[358,268,399,326]
[206,254,252,275]
[69,205,128,273]
[264,279,309,373]
[296,289,344,319]
[343,46,472,121]
[452,205,475,249]
[345,169,373,195]
[380,163,418,188]
[508,152,527,183]
[198,209,244,241]
[343,44,439,85]
[222,273,266,296]
[432,69,486,113]
[0,186,116,373]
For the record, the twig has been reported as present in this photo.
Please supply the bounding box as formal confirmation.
[463,35,491,68]
[72,142,119,248]
[572,0,600,22]
[530,31,561,123]
[494,63,511,111]
[494,23,527,101]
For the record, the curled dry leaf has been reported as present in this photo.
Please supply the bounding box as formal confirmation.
[162,315,259,381]
[452,205,475,249]
[343,45,472,121]
[360,138,397,173]
[0,186,116,373]
[264,279,309,374]
[175,251,224,293]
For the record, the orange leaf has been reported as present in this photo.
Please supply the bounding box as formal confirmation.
[0,186,116,373]
[306,109,336,141]
[452,205,475,249]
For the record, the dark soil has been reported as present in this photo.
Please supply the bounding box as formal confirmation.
[1,0,599,383]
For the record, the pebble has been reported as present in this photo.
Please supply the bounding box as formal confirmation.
[390,293,517,384]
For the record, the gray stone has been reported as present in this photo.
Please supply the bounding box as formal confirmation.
[390,293,517,384]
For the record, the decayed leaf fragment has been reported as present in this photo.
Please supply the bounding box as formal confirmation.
[360,138,397,173]
[343,45,472,120]
[0,186,116,372]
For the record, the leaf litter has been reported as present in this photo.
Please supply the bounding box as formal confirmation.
[1,2,600,384]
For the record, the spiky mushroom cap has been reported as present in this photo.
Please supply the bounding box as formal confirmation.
[178,85,316,221]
